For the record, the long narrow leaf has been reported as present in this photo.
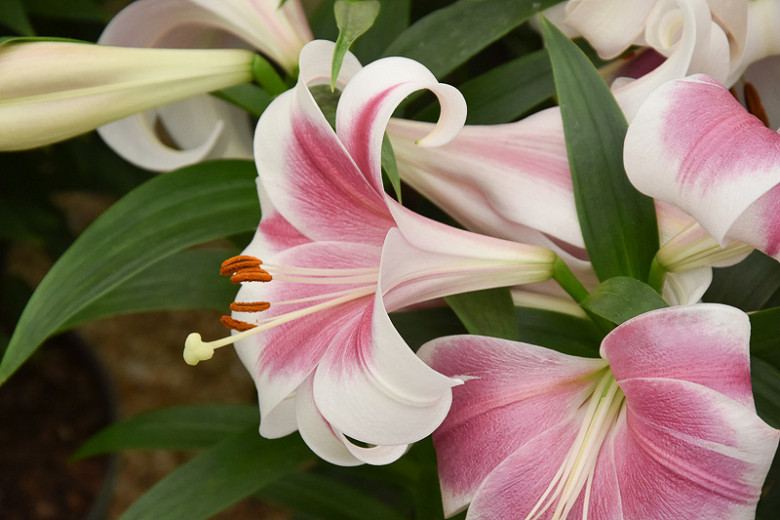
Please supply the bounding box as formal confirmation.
[1,160,260,385]
[257,472,408,520]
[750,307,780,367]
[704,251,780,311]
[515,306,602,357]
[445,288,520,340]
[76,405,258,458]
[119,429,311,520]
[541,18,658,282]
[60,249,238,331]
[383,0,563,79]
[417,49,554,124]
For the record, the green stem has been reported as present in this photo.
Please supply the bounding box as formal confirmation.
[251,55,288,96]
[647,256,667,294]
[552,256,589,303]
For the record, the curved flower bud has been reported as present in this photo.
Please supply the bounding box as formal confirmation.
[624,74,780,260]
[421,304,779,518]
[0,41,253,151]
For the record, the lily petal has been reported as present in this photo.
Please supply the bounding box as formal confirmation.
[624,74,780,259]
[313,288,460,447]
[99,0,312,73]
[602,304,754,408]
[419,336,607,515]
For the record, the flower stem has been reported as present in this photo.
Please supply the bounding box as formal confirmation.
[552,257,589,303]
[647,256,667,294]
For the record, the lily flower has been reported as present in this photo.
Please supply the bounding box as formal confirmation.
[96,0,313,171]
[388,0,744,305]
[624,74,780,261]
[0,41,255,151]
[183,41,558,465]
[420,304,779,518]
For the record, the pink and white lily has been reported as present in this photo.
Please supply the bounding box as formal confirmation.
[96,0,312,171]
[420,304,779,519]
[624,74,780,261]
[183,41,558,465]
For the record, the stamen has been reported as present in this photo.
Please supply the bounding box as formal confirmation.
[183,285,375,366]
[744,82,770,128]
[230,301,271,312]
[220,315,257,331]
[220,255,263,275]
[525,370,625,520]
[230,267,272,283]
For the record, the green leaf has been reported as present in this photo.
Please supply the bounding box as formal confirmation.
[704,251,780,311]
[76,405,258,458]
[213,84,274,117]
[750,307,780,367]
[0,0,34,36]
[251,54,288,96]
[390,306,466,351]
[331,0,381,90]
[383,0,563,79]
[0,160,260,386]
[445,288,520,340]
[119,429,311,520]
[60,249,238,332]
[515,307,602,357]
[417,49,555,124]
[751,356,780,429]
[350,0,409,63]
[381,134,402,202]
[24,0,107,22]
[257,471,408,520]
[541,18,658,282]
[581,277,668,326]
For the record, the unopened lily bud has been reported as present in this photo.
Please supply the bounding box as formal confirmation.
[0,41,255,151]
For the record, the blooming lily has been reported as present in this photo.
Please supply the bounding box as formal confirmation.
[624,74,780,261]
[95,0,313,171]
[183,41,558,465]
[420,304,779,518]
[388,0,747,306]
[0,41,254,151]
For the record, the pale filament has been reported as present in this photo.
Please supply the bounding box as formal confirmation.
[525,370,625,520]
[184,284,376,366]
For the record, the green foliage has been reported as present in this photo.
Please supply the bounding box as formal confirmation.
[445,287,521,340]
[581,277,668,326]
[542,18,659,282]
[332,0,381,89]
[119,429,311,520]
[76,405,259,458]
[0,161,260,385]
[384,0,564,79]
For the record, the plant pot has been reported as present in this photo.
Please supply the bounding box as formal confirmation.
[0,333,118,520]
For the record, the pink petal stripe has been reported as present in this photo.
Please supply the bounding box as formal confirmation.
[254,82,394,243]
[611,377,779,519]
[625,74,780,254]
[601,304,755,409]
[232,240,378,426]
[314,290,459,446]
[337,54,466,193]
[419,335,606,514]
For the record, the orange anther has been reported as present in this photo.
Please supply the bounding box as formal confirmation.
[220,315,257,332]
[230,268,273,283]
[220,255,263,276]
[230,301,271,313]
[744,82,770,128]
